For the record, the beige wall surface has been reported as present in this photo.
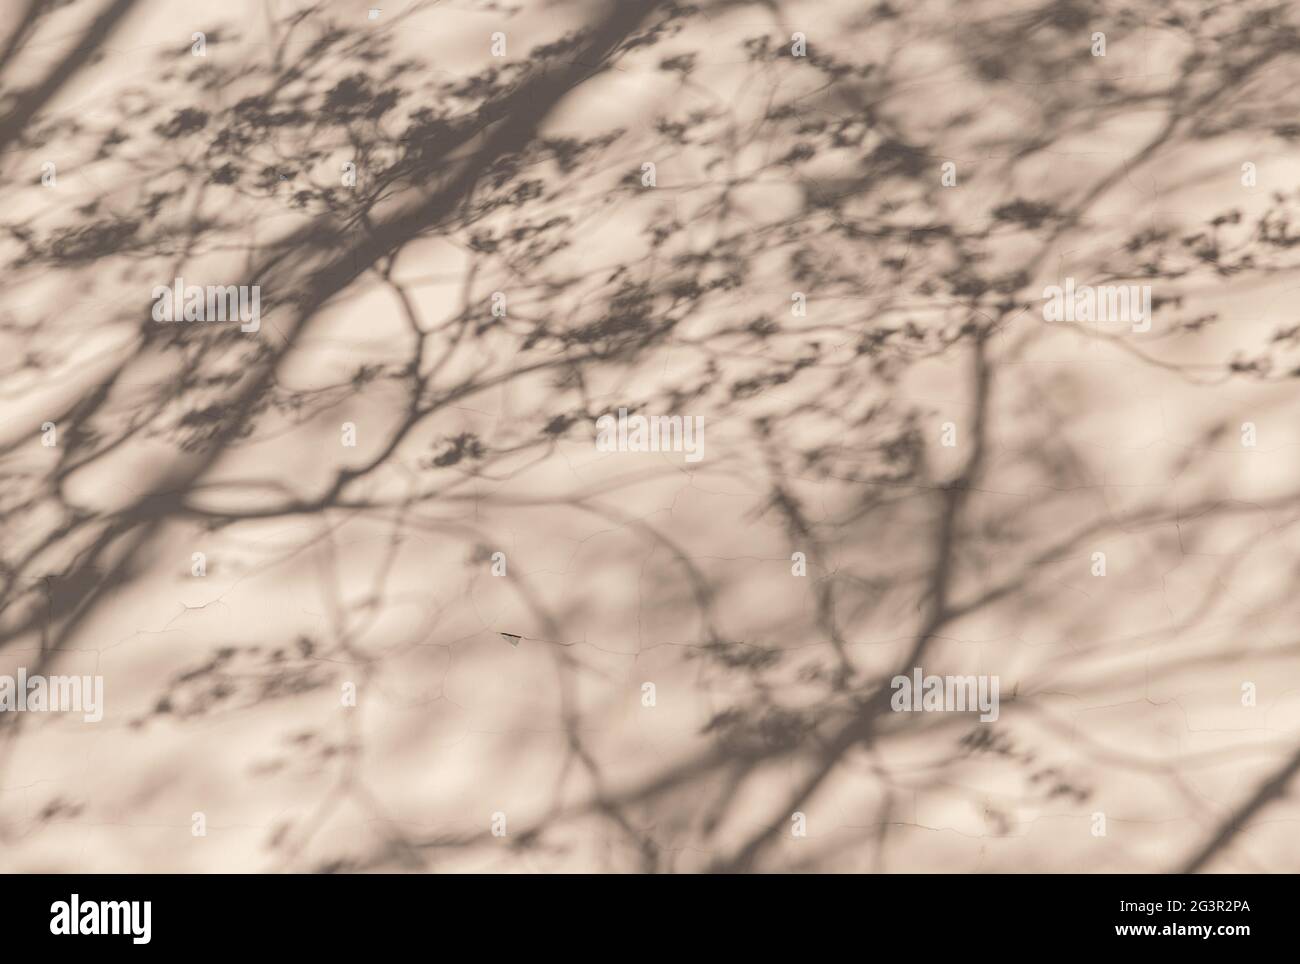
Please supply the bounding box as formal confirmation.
[1,0,1299,873]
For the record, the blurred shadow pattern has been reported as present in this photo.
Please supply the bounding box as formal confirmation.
[2,0,1300,872]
